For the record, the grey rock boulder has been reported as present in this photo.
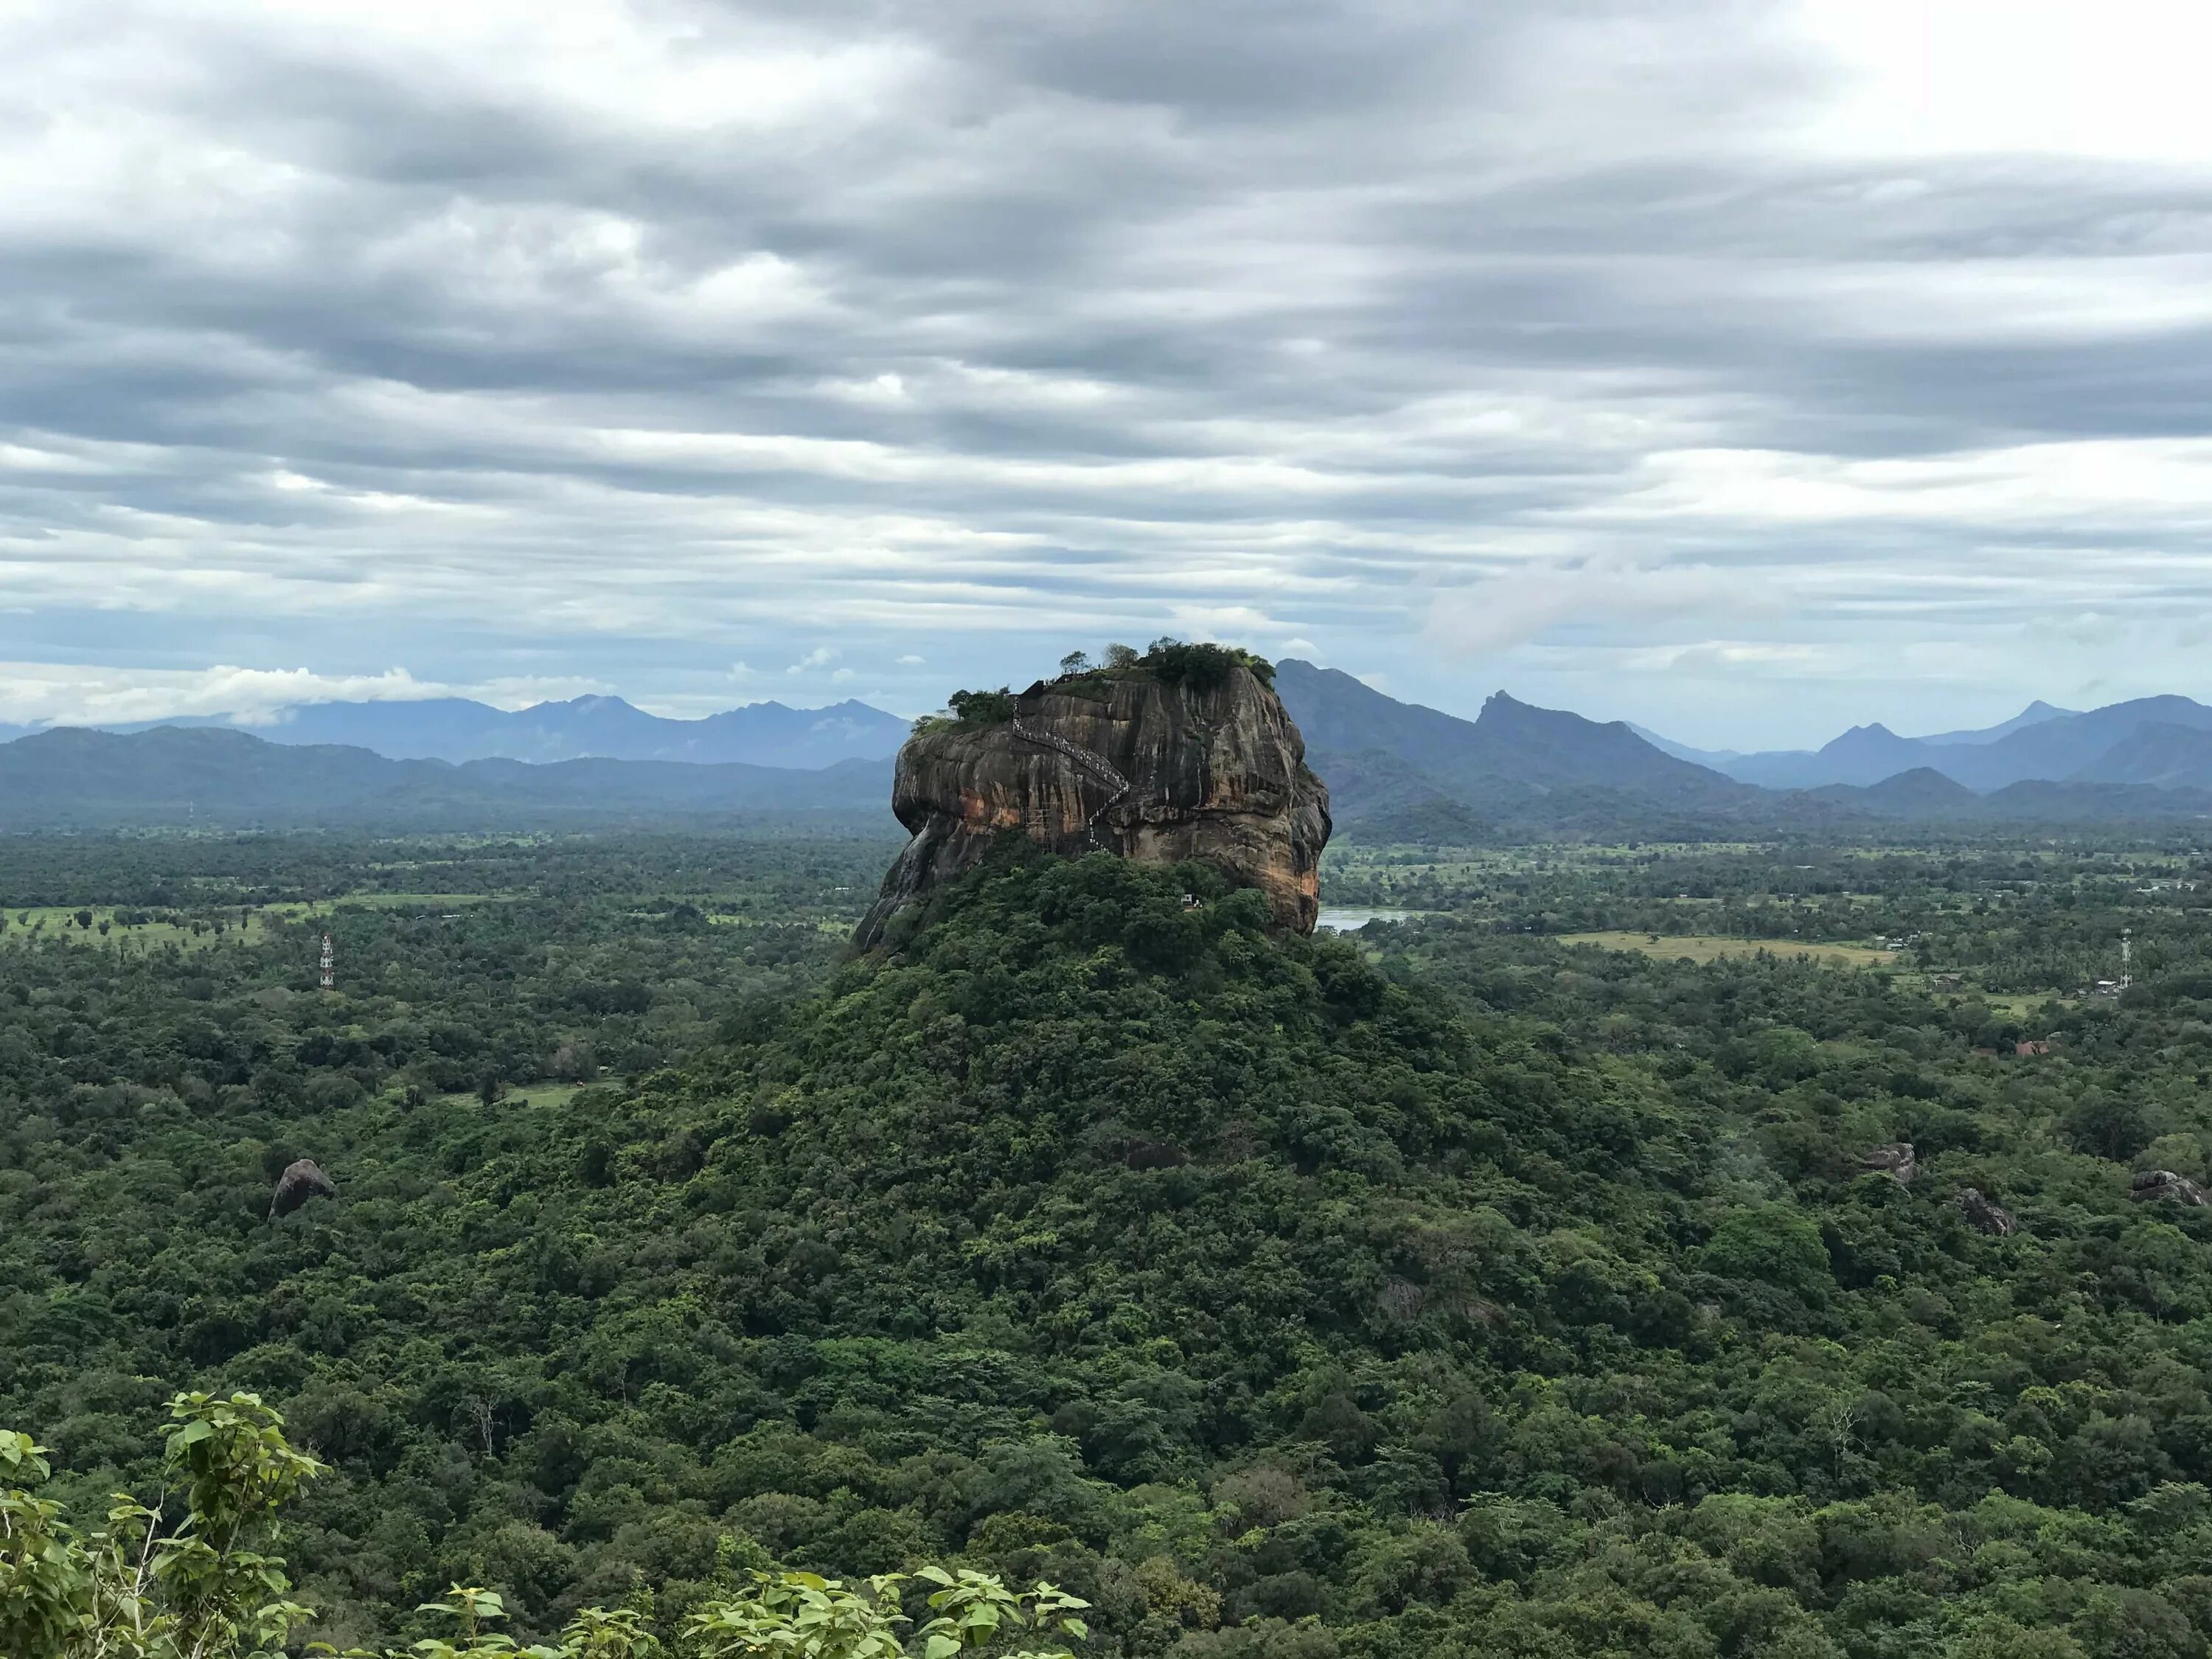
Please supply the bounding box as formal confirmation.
[2130,1169,2210,1206]
[270,1157,338,1220]
[1955,1187,2018,1235]
[1857,1143,1917,1185]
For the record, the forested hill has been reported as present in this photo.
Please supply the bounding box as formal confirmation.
[12,847,2212,1656]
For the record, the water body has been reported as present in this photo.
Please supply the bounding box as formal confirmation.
[1315,906,1422,931]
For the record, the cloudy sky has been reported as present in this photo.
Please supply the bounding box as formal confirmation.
[7,0,2212,748]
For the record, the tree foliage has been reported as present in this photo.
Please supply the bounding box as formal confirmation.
[0,1391,319,1659]
[15,834,2212,1659]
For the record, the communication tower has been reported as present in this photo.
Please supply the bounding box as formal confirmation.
[2121,928,2132,993]
[319,933,335,993]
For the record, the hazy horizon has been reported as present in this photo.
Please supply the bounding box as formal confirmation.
[0,661,2115,759]
[9,1,2212,750]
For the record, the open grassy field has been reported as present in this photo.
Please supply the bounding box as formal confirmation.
[1983,992,2072,1018]
[431,1081,593,1113]
[1558,931,1898,967]
[272,892,502,915]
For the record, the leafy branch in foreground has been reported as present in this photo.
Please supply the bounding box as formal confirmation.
[325,1568,1088,1659]
[687,1567,1087,1659]
[0,1391,321,1659]
[7,1401,1085,1659]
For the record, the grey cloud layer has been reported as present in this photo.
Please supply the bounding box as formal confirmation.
[4,0,2212,740]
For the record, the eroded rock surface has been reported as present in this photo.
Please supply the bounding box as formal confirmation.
[858,665,1330,945]
[270,1157,336,1220]
[1955,1187,2018,1235]
[1857,1143,1917,1185]
[2130,1169,2210,1206]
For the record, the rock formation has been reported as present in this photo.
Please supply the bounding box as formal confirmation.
[270,1157,337,1220]
[1856,1143,1917,1184]
[858,658,1330,945]
[2130,1169,2210,1206]
[1955,1187,2017,1235]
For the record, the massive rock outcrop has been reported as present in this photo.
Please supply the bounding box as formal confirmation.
[858,662,1330,945]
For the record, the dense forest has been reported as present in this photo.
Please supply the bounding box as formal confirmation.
[9,832,2212,1659]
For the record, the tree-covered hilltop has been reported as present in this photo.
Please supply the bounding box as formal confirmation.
[10,842,2212,1657]
[916,641,1279,735]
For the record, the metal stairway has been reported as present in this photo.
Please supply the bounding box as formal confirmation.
[1011,717,1132,842]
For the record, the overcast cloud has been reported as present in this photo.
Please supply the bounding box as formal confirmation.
[5,0,2212,746]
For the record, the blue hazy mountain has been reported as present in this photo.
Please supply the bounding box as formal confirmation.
[1273,660,1753,817]
[0,726,897,831]
[1275,665,2212,829]
[1927,696,2212,790]
[19,694,915,769]
[1915,700,2078,746]
[1644,697,2212,791]
[2067,720,2212,792]
[1636,701,2075,772]
[15,669,2212,832]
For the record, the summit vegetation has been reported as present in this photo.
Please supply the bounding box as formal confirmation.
[9,831,2212,1659]
[917,642,1279,737]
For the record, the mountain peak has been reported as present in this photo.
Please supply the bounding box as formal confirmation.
[101,692,914,770]
[557,694,641,713]
[1270,672,1747,817]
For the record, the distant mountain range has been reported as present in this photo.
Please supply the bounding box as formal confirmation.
[0,726,898,832]
[7,668,2212,835]
[1638,695,2212,792]
[1270,661,2212,833]
[1,695,911,770]
[1275,660,1756,835]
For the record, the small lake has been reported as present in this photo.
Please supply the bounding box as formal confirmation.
[1315,906,1422,931]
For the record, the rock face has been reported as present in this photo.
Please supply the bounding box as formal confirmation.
[2130,1169,2210,1206]
[1955,1187,2018,1235]
[269,1157,337,1220]
[1857,1143,1917,1184]
[858,665,1330,945]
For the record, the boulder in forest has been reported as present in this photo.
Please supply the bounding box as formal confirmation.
[1857,1142,1917,1184]
[858,647,1330,945]
[269,1157,338,1220]
[1955,1186,2017,1235]
[2129,1169,2210,1206]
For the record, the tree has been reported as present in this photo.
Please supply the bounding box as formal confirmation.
[0,1392,322,1659]
[686,1568,1087,1659]
[1702,1206,1831,1302]
[4,1402,1084,1659]
[2063,1088,2152,1162]
[945,689,1016,727]
[1057,653,1091,677]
